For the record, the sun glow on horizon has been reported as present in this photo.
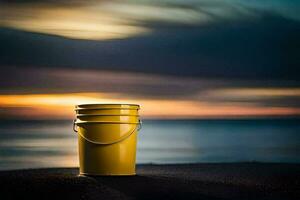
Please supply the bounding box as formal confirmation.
[0,93,300,119]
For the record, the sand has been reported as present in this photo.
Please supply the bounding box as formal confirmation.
[0,163,299,200]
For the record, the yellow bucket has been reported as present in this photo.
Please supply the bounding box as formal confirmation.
[73,104,141,176]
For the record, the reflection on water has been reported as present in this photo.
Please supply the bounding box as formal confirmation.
[0,119,299,170]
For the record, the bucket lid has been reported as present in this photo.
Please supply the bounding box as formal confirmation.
[75,104,140,110]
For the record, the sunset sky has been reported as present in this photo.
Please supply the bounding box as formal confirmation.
[0,0,300,119]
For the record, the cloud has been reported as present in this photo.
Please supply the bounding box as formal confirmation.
[0,1,149,40]
[0,67,299,109]
[0,0,300,118]
[1,12,300,80]
[0,66,226,98]
[0,0,274,40]
[0,0,299,80]
[199,88,300,108]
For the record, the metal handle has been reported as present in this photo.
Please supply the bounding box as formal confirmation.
[73,119,78,132]
[73,119,142,145]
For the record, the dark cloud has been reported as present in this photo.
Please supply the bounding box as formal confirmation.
[0,13,299,80]
[0,67,225,98]
[198,90,300,108]
[258,97,300,108]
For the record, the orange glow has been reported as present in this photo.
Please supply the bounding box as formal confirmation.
[0,93,300,119]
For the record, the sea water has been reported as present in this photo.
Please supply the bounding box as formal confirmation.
[0,119,299,170]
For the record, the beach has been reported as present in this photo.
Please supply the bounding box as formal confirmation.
[0,163,299,200]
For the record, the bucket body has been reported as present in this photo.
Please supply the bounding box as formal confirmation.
[76,115,139,123]
[74,104,140,176]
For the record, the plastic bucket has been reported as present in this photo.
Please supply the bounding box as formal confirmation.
[73,104,141,176]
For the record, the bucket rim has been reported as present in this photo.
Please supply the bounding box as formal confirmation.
[75,108,139,111]
[75,104,140,109]
[76,114,140,117]
[75,120,140,124]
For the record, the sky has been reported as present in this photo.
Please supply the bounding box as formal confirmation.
[0,0,300,119]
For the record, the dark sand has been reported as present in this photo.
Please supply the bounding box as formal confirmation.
[0,163,299,200]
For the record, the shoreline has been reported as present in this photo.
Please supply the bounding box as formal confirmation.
[0,163,299,199]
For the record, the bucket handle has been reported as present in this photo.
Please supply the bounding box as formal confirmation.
[73,119,142,145]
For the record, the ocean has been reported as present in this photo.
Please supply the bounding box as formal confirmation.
[0,119,299,170]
